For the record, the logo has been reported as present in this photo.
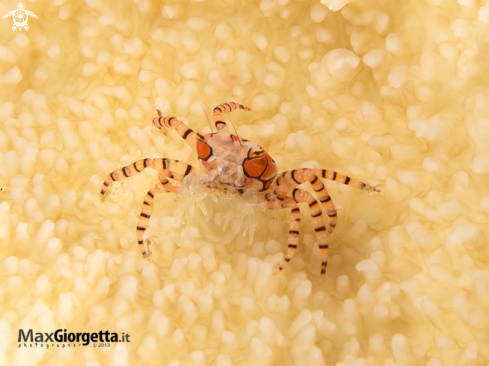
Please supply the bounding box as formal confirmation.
[18,329,131,348]
[3,3,38,32]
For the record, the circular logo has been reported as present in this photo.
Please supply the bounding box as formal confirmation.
[13,9,28,28]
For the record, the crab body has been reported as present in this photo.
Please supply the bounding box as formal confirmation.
[101,102,379,280]
[195,132,277,194]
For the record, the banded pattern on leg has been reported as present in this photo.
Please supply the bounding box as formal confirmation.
[101,158,152,201]
[264,184,287,209]
[315,188,338,235]
[100,158,196,201]
[274,169,337,232]
[277,197,301,273]
[276,168,378,192]
[290,188,330,281]
[137,169,186,257]
[314,169,380,192]
[213,102,251,131]
[153,110,197,149]
[149,158,196,177]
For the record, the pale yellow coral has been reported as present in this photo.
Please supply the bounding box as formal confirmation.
[0,0,489,365]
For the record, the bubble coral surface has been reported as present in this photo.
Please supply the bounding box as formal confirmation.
[0,0,488,365]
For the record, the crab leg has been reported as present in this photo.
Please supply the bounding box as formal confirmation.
[101,159,196,256]
[265,185,331,280]
[137,169,187,257]
[276,169,339,231]
[264,188,302,271]
[313,169,380,192]
[100,158,151,201]
[213,102,251,131]
[290,188,330,280]
[279,197,302,273]
[267,169,344,279]
[275,168,378,192]
[100,158,195,201]
[153,111,197,149]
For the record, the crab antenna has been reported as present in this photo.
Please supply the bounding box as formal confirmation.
[201,107,214,135]
[229,118,243,147]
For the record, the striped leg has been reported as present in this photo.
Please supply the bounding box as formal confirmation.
[314,169,380,192]
[290,188,330,281]
[275,167,375,231]
[153,111,197,149]
[278,197,301,273]
[264,186,302,272]
[308,172,338,236]
[137,169,185,257]
[101,158,196,256]
[213,102,251,131]
[101,158,152,201]
[276,168,378,193]
[293,170,339,245]
[274,169,337,233]
[264,184,331,280]
[100,158,196,201]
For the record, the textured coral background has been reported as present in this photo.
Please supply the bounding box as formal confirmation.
[1,0,489,365]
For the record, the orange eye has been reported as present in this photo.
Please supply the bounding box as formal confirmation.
[197,141,212,161]
[243,156,268,178]
[261,154,277,180]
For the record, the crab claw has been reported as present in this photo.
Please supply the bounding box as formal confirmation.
[143,239,153,258]
[362,182,381,193]
[371,184,381,193]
